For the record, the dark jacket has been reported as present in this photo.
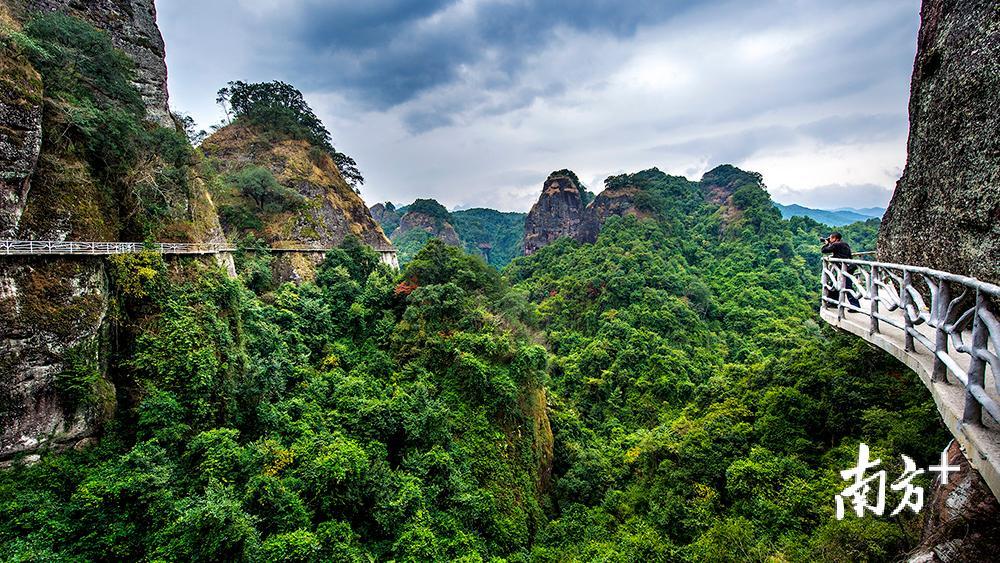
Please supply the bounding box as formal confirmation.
[822,241,856,271]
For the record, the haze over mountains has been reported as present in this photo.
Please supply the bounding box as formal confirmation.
[773,203,885,226]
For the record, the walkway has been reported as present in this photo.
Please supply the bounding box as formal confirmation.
[0,239,399,268]
[821,257,1000,500]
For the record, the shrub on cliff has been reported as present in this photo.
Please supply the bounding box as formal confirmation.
[230,166,304,213]
[217,80,364,189]
[20,12,194,236]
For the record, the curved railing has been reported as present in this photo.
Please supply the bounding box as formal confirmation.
[821,256,1000,498]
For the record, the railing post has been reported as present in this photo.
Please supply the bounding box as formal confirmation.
[963,290,987,425]
[902,270,915,352]
[820,257,827,308]
[869,264,879,335]
[932,277,950,383]
[837,263,846,320]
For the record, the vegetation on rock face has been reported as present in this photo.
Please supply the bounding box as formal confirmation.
[0,160,939,561]
[451,208,526,267]
[17,12,196,240]
[0,12,942,561]
[217,80,364,191]
[230,166,304,212]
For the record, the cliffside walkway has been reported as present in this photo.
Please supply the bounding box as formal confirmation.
[820,256,1000,500]
[0,239,399,268]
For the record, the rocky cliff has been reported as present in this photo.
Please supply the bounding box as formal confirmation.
[10,0,173,127]
[201,123,391,281]
[523,165,749,254]
[0,5,41,239]
[907,441,1000,562]
[392,198,461,247]
[370,201,401,236]
[0,3,222,461]
[878,0,1000,284]
[523,171,587,254]
[577,177,653,244]
[877,0,1000,556]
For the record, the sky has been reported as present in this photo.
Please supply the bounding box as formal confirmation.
[158,0,921,212]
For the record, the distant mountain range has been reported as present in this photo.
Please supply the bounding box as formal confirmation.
[774,204,885,226]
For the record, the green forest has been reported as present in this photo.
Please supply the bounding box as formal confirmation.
[0,11,947,563]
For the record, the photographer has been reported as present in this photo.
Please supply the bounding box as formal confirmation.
[821,232,860,309]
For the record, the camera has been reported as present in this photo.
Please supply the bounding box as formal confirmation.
[819,237,829,243]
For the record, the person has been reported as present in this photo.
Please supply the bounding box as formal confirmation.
[821,232,861,309]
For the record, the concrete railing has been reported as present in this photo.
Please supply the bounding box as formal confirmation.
[820,256,1000,499]
[0,239,399,268]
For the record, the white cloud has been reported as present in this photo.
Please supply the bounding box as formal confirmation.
[160,0,921,212]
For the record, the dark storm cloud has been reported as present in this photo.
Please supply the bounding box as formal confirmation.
[271,0,702,108]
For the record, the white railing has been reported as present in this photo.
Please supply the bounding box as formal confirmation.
[0,240,232,255]
[0,239,398,262]
[822,256,1000,425]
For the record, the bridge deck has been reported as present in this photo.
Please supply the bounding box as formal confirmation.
[821,295,1000,499]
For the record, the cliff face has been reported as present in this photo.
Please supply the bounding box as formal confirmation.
[523,172,586,254]
[0,4,223,461]
[523,167,721,254]
[907,441,1000,562]
[202,123,391,281]
[577,182,650,244]
[0,8,41,239]
[393,203,461,247]
[11,0,173,127]
[370,202,401,236]
[878,0,1000,284]
[877,0,1000,555]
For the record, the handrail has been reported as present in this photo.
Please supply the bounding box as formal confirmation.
[828,257,1000,297]
[821,256,1000,426]
[0,239,398,257]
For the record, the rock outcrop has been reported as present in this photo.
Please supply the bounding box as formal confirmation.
[907,441,1000,562]
[202,123,392,281]
[0,2,223,461]
[0,7,42,238]
[877,1,1000,556]
[0,258,114,461]
[578,179,652,244]
[11,0,173,127]
[878,0,1000,284]
[393,199,461,247]
[370,202,401,236]
[523,171,586,254]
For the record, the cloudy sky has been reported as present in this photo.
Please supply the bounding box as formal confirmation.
[158,0,921,212]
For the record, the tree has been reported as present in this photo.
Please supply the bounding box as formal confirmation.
[230,166,303,211]
[216,80,364,189]
[172,111,207,145]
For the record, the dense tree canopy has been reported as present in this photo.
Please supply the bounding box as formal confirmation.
[0,13,943,561]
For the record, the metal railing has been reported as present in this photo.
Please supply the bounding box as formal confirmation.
[0,240,234,255]
[0,239,397,258]
[0,239,400,269]
[822,256,1000,425]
